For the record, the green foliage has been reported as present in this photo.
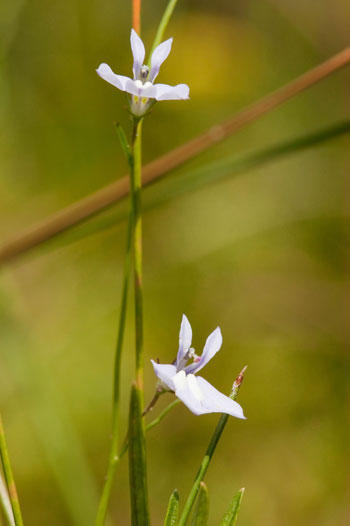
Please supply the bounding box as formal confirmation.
[164,489,180,526]
[190,482,209,526]
[219,488,245,526]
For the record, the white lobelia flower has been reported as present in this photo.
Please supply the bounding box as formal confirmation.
[151,315,245,418]
[96,29,190,117]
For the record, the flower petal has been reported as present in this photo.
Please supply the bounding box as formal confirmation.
[124,79,158,98]
[96,63,131,91]
[149,38,173,82]
[173,371,204,415]
[154,83,190,101]
[151,360,177,391]
[195,376,245,418]
[176,314,192,365]
[185,327,222,375]
[130,29,145,79]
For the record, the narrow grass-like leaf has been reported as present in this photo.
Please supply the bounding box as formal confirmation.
[115,123,133,169]
[219,488,245,526]
[190,482,209,526]
[0,470,15,526]
[0,415,24,526]
[164,489,180,526]
[128,384,150,526]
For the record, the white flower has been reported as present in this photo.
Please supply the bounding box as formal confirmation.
[151,315,245,418]
[96,29,190,117]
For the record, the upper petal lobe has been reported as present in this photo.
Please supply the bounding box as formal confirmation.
[130,29,146,79]
[149,38,173,82]
[185,327,222,375]
[176,314,192,365]
[96,63,130,91]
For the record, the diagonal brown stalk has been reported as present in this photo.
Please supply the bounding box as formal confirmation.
[0,48,349,266]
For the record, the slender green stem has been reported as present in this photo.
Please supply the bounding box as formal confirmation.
[128,117,150,526]
[178,417,228,526]
[147,0,179,62]
[0,470,15,526]
[145,398,180,432]
[0,415,24,526]
[94,213,133,526]
[94,123,136,526]
[142,390,161,417]
[128,384,149,526]
[130,119,144,388]
[112,214,133,423]
[177,367,247,526]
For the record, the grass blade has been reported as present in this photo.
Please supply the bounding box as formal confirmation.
[164,489,180,526]
[190,482,209,526]
[0,470,15,526]
[219,488,245,526]
[0,415,24,526]
[115,123,133,169]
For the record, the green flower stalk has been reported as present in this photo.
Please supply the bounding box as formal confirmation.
[130,118,144,386]
[177,366,247,526]
[128,116,150,526]
[95,9,190,523]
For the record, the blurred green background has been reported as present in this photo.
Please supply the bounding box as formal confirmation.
[0,0,349,525]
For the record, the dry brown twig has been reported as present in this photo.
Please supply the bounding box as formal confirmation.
[0,48,349,266]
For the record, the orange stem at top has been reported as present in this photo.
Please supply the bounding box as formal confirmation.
[132,0,141,34]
